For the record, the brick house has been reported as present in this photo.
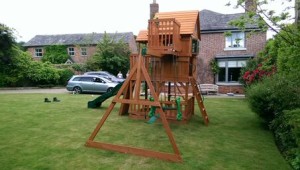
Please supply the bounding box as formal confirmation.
[198,9,266,94]
[24,32,138,64]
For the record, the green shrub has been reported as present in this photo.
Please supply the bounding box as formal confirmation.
[246,78,274,122]
[246,73,300,123]
[57,68,74,86]
[71,63,87,72]
[270,109,300,169]
[26,62,60,86]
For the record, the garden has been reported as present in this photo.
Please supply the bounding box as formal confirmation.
[0,93,292,169]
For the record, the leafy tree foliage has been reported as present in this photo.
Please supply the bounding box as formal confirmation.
[273,25,300,73]
[42,45,69,64]
[227,0,300,45]
[0,46,61,86]
[0,23,16,68]
[0,23,74,87]
[86,32,130,76]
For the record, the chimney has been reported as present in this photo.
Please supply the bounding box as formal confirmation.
[150,0,159,19]
[245,0,257,12]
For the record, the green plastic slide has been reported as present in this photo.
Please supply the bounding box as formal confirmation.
[87,82,124,108]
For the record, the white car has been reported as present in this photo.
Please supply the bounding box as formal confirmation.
[66,75,119,94]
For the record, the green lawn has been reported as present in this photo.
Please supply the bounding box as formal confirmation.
[0,93,292,170]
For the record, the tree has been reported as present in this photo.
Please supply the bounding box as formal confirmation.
[296,0,300,25]
[86,32,130,76]
[273,25,300,73]
[0,23,16,67]
[227,0,300,45]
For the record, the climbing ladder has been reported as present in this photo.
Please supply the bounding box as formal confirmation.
[190,77,209,126]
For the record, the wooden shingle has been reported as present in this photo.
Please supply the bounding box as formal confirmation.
[154,10,200,37]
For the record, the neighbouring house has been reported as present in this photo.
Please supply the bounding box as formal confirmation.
[23,32,138,64]
[198,0,266,94]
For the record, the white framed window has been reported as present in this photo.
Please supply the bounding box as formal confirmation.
[225,32,245,49]
[217,59,247,83]
[34,48,43,57]
[80,47,87,56]
[68,47,75,56]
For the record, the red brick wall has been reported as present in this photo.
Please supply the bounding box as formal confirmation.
[27,47,42,61]
[26,41,137,64]
[26,46,97,63]
[218,85,244,94]
[197,31,266,94]
[70,46,97,63]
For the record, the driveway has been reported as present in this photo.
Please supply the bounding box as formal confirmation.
[0,87,69,94]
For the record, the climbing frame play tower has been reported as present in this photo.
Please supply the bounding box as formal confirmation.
[86,10,209,162]
[123,10,209,124]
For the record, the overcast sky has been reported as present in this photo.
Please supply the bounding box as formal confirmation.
[0,0,294,42]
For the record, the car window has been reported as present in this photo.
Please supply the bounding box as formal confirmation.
[94,77,105,83]
[80,77,94,82]
[72,77,81,81]
[101,77,113,83]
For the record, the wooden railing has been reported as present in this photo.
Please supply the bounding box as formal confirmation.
[148,18,181,56]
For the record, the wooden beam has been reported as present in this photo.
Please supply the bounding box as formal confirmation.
[86,140,182,162]
[113,98,161,107]
[88,102,116,141]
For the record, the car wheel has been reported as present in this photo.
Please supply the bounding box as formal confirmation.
[107,87,113,93]
[73,86,82,94]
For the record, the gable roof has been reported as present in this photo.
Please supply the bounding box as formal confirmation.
[24,32,135,47]
[200,9,259,32]
[154,10,200,36]
[136,30,148,42]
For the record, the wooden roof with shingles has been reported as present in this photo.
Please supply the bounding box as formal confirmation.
[136,30,148,42]
[136,10,200,42]
[154,10,200,36]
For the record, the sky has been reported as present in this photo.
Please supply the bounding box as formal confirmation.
[0,0,295,42]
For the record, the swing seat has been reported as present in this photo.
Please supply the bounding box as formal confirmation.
[147,115,160,124]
